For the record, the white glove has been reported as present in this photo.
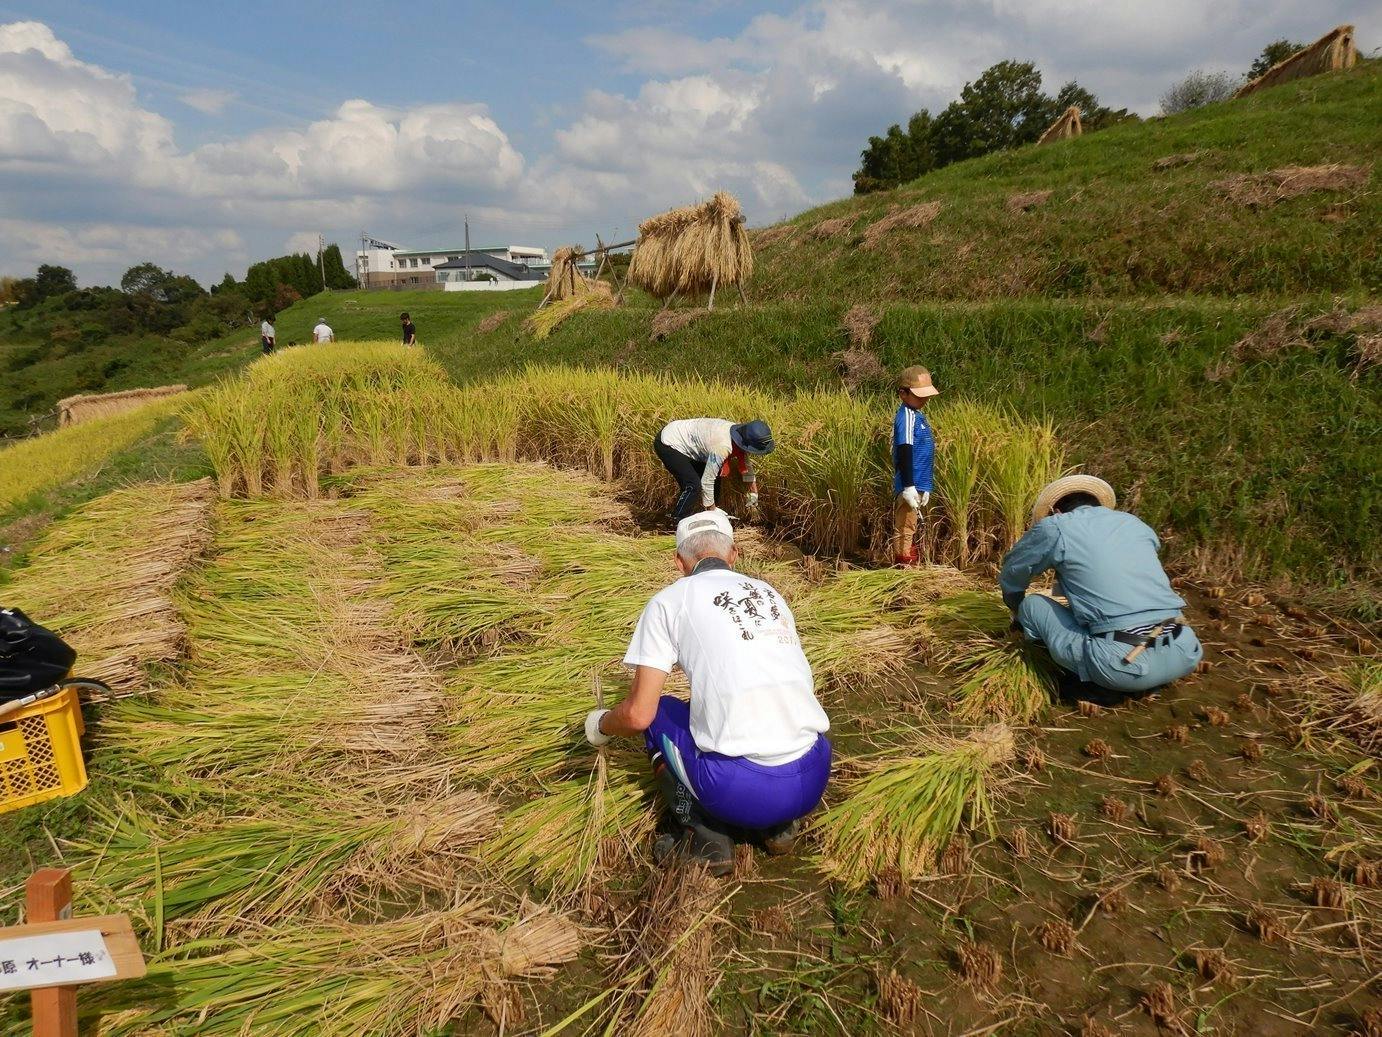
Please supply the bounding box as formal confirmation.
[900,486,922,510]
[745,491,759,508]
[585,709,611,747]
[921,490,930,507]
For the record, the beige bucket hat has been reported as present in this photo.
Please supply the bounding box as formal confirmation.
[896,366,940,398]
[1030,474,1116,525]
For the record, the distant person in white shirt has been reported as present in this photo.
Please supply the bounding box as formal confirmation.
[312,318,334,344]
[585,509,831,875]
[259,317,276,355]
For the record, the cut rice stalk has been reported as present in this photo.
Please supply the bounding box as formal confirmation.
[816,724,1016,887]
[949,638,1058,724]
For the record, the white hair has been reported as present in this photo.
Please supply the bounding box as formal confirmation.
[676,529,734,565]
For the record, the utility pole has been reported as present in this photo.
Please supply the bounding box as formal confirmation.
[318,233,327,292]
[464,215,471,282]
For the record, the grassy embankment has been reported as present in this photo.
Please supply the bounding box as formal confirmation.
[751,59,1380,302]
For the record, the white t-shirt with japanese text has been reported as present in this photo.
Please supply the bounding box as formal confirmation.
[623,565,829,765]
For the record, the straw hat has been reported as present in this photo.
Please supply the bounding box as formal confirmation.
[896,366,940,398]
[1030,474,1116,525]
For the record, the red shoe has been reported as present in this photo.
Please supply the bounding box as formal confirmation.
[893,551,916,568]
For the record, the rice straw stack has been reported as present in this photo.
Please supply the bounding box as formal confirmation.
[628,191,753,300]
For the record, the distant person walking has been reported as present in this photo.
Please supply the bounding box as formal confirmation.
[260,316,276,355]
[312,318,334,344]
[890,366,939,566]
[400,312,418,346]
[654,418,774,522]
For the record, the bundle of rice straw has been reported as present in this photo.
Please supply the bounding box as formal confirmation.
[57,384,187,427]
[7,480,215,694]
[627,191,752,303]
[1036,106,1082,145]
[524,279,614,340]
[544,246,588,302]
[1236,25,1357,98]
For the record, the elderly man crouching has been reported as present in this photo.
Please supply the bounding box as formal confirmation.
[999,475,1203,705]
[585,510,832,875]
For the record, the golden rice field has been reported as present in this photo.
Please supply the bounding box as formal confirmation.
[2,342,1376,1035]
[182,341,1063,565]
[0,393,188,512]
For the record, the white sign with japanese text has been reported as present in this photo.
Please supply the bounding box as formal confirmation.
[0,929,117,992]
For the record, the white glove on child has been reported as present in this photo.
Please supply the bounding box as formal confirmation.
[585,709,611,747]
[900,486,922,510]
[745,491,759,508]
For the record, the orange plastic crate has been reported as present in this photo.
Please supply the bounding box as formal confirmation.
[0,688,88,815]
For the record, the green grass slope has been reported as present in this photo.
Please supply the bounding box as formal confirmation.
[432,295,1378,608]
[751,61,1380,302]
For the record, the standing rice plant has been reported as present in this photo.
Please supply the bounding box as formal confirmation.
[930,398,1001,565]
[985,413,1063,549]
[0,394,188,510]
[816,724,1015,887]
[775,391,889,554]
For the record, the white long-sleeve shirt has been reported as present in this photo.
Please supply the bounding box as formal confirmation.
[660,418,756,507]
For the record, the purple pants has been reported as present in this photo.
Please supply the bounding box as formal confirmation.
[644,696,831,830]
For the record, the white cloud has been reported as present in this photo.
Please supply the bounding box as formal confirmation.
[0,218,244,273]
[0,20,531,283]
[1,5,1379,285]
[282,231,323,255]
[179,88,235,115]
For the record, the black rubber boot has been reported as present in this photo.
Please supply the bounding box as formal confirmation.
[653,766,734,877]
[760,818,801,856]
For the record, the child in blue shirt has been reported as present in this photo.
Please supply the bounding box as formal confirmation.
[891,366,939,565]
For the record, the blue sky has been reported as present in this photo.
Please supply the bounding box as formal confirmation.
[1,0,1375,285]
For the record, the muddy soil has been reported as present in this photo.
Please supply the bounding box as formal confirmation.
[635,584,1379,1036]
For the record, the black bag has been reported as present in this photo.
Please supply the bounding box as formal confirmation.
[0,607,76,702]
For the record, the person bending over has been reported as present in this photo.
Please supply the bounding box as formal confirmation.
[654,417,773,522]
[999,474,1203,705]
[585,509,831,875]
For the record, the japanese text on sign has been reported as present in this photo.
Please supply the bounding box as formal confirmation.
[0,930,117,993]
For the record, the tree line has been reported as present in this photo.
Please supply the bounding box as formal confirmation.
[852,40,1304,195]
[0,245,357,352]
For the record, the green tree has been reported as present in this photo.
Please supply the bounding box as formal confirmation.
[30,264,77,304]
[853,111,936,195]
[1249,39,1303,80]
[321,244,358,289]
[930,60,1052,166]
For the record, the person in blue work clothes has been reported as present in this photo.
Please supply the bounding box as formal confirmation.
[584,509,832,875]
[999,474,1203,705]
[891,366,939,566]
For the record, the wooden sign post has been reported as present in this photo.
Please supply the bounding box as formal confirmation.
[0,868,145,1037]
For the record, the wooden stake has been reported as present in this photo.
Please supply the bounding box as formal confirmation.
[27,869,77,1037]
[736,283,749,307]
[707,273,718,312]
